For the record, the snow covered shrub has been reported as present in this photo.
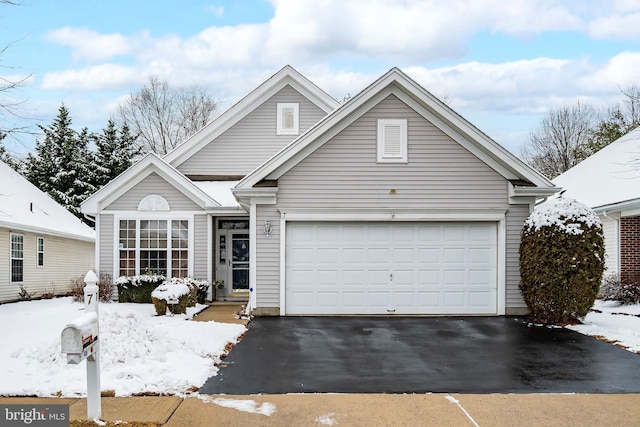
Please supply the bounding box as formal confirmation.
[163,277,210,306]
[115,273,165,303]
[519,196,605,324]
[151,282,192,315]
[599,273,640,305]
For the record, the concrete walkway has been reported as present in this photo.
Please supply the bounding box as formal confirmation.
[2,394,640,426]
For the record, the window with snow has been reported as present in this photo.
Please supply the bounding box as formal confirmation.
[118,219,189,278]
[377,119,408,163]
[277,103,299,135]
[10,234,24,282]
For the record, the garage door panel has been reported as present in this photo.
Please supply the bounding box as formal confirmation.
[444,292,466,307]
[469,270,493,285]
[343,248,365,263]
[343,291,366,307]
[368,270,390,285]
[469,248,493,263]
[285,222,497,315]
[418,292,441,307]
[394,291,416,306]
[317,292,340,307]
[368,248,391,263]
[470,291,494,307]
[444,270,466,285]
[368,291,390,307]
[392,248,415,263]
[444,248,466,263]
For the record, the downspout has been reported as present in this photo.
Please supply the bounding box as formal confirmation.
[602,211,620,276]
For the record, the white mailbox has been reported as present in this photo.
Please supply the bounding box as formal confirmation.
[61,312,99,364]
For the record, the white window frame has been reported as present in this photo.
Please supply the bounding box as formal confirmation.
[114,214,194,280]
[276,103,299,135]
[36,236,44,268]
[10,233,24,283]
[377,119,408,163]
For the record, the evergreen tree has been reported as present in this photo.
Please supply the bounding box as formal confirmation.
[25,104,94,221]
[0,132,14,166]
[93,119,139,188]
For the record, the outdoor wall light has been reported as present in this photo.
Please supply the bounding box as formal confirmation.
[264,220,272,236]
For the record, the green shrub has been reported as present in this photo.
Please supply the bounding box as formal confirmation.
[115,273,165,303]
[599,273,640,304]
[519,196,605,324]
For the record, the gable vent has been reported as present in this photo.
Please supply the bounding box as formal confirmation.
[377,119,407,163]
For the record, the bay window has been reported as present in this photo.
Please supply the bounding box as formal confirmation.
[118,219,190,278]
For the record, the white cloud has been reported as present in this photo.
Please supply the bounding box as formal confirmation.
[577,52,640,93]
[44,27,144,62]
[41,64,143,90]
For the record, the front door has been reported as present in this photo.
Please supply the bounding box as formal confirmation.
[216,218,250,299]
[230,232,250,293]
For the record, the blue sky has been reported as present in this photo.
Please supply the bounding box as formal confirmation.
[1,0,639,157]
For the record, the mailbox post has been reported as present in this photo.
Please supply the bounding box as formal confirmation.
[61,270,101,420]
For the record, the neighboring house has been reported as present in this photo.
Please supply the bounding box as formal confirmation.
[553,127,640,281]
[0,160,95,303]
[81,66,557,316]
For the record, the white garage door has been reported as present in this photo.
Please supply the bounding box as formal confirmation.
[285,222,497,315]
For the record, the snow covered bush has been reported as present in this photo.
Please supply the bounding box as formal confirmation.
[519,196,605,324]
[599,273,640,305]
[115,273,165,303]
[151,277,210,315]
[151,282,191,315]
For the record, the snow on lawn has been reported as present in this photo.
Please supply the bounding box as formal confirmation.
[569,300,640,353]
[0,297,246,397]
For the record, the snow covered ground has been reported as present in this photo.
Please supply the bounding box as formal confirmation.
[569,299,640,354]
[0,297,638,397]
[0,297,246,397]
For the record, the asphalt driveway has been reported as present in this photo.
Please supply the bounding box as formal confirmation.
[199,316,640,394]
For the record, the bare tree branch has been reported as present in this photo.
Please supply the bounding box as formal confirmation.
[117,76,222,155]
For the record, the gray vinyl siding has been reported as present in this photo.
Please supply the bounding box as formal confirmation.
[193,214,209,280]
[256,205,280,308]
[277,95,508,209]
[505,203,530,309]
[99,214,114,279]
[105,173,201,211]
[177,85,327,176]
[600,214,619,275]
[0,227,94,303]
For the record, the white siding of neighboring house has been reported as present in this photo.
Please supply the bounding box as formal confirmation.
[105,173,201,211]
[176,85,328,176]
[256,205,281,308]
[0,227,94,303]
[600,213,620,276]
[253,94,533,313]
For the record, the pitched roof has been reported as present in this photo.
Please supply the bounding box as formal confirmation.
[0,160,95,241]
[553,127,640,210]
[236,67,556,192]
[80,153,223,215]
[163,65,340,168]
